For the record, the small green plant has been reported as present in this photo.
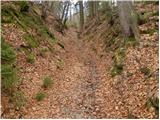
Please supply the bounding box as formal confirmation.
[11,91,26,108]
[24,35,38,48]
[26,53,35,64]
[39,47,48,57]
[35,92,46,101]
[111,64,123,77]
[42,76,53,88]
[140,67,151,76]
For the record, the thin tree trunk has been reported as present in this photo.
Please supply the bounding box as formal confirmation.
[79,1,84,34]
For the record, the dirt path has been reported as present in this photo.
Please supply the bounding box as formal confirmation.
[51,29,101,118]
[9,28,102,119]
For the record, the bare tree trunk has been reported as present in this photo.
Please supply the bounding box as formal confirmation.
[63,2,70,26]
[117,1,139,41]
[88,1,94,18]
[61,3,67,22]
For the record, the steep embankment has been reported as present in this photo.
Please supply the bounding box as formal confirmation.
[81,2,159,119]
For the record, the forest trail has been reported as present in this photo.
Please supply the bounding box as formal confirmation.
[13,28,105,118]
[1,1,158,119]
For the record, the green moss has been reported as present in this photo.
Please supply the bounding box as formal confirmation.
[140,67,151,76]
[24,35,38,48]
[26,53,35,64]
[35,92,46,101]
[11,91,26,108]
[42,76,53,88]
[111,64,123,77]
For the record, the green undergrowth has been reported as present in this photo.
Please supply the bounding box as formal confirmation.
[2,1,56,49]
[1,38,18,91]
[1,38,26,108]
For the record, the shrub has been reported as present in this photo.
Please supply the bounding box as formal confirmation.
[42,76,53,88]
[35,92,46,101]
[11,91,26,108]
[26,53,35,64]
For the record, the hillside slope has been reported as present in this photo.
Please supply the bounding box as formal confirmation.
[1,1,159,119]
